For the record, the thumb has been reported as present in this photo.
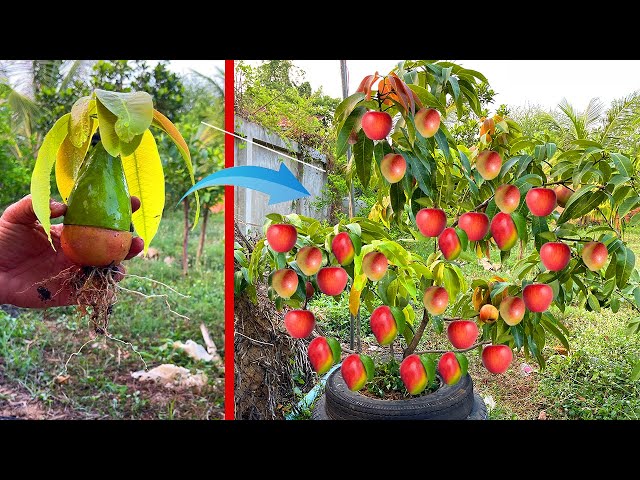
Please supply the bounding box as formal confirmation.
[2,194,67,226]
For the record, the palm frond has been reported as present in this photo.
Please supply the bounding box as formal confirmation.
[190,68,225,98]
[59,60,94,90]
[599,91,640,149]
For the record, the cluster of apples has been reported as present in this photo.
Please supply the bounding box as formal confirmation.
[360,107,441,184]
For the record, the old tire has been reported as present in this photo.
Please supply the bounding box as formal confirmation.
[314,369,482,420]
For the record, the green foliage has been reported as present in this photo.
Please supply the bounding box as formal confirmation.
[235,61,340,154]
[538,307,640,419]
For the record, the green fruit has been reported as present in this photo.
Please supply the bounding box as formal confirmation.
[64,141,131,232]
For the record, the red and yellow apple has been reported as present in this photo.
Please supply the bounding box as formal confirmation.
[308,336,341,375]
[525,188,557,217]
[479,304,499,323]
[416,208,447,238]
[380,153,406,184]
[362,251,388,282]
[341,353,374,391]
[494,184,521,213]
[554,185,573,207]
[438,227,462,260]
[272,268,299,298]
[423,286,449,316]
[490,212,518,251]
[284,309,315,338]
[369,305,398,346]
[438,352,467,386]
[400,354,429,395]
[476,150,502,180]
[316,267,348,296]
[361,110,392,140]
[296,246,323,276]
[582,241,608,271]
[332,232,355,266]
[266,223,297,253]
[499,296,526,326]
[523,283,553,312]
[414,107,441,138]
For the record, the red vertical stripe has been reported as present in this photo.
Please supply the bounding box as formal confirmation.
[224,59,235,420]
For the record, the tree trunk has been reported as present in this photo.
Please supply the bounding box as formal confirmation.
[196,205,210,264]
[404,309,430,357]
[182,199,190,276]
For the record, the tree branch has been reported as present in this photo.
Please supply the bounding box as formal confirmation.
[416,340,491,355]
[404,309,430,357]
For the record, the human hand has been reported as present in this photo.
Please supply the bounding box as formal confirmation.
[0,194,144,308]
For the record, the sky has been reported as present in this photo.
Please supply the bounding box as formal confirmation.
[169,60,640,113]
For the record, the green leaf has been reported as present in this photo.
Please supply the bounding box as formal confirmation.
[326,338,342,365]
[443,267,460,299]
[96,98,144,157]
[631,360,640,382]
[434,129,452,163]
[94,89,153,143]
[353,129,374,189]
[511,323,524,348]
[587,293,600,312]
[360,355,375,382]
[121,130,165,252]
[540,317,570,351]
[618,195,640,218]
[634,286,640,309]
[420,355,437,388]
[407,84,446,111]
[511,212,528,244]
[610,152,634,177]
[390,182,406,218]
[499,155,521,177]
[558,187,606,224]
[454,227,469,252]
[611,297,621,313]
[454,353,469,378]
[30,113,71,247]
[69,96,96,148]
[390,306,407,336]
[616,246,635,289]
[336,106,366,158]
[546,143,557,159]
[349,233,362,256]
[334,92,365,126]
[458,149,472,176]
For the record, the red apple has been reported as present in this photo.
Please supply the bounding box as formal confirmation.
[525,188,557,217]
[447,320,479,349]
[400,354,429,395]
[341,353,374,391]
[316,267,348,296]
[458,212,490,242]
[369,305,398,346]
[500,296,526,326]
[284,309,315,338]
[332,232,355,266]
[582,241,608,271]
[482,344,513,374]
[540,241,571,271]
[522,283,553,312]
[438,227,462,260]
[494,184,521,213]
[296,246,323,276]
[380,153,406,184]
[416,208,447,238]
[305,281,315,298]
[438,352,467,386]
[423,286,449,316]
[414,107,441,138]
[361,111,392,140]
[490,212,518,251]
[362,251,388,282]
[476,150,502,180]
[272,268,299,299]
[308,336,341,375]
[266,223,297,253]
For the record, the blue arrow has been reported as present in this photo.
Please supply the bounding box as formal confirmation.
[179,162,311,205]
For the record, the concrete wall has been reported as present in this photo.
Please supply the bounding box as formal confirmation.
[234,116,328,235]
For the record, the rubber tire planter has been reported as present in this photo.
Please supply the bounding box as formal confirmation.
[312,370,487,420]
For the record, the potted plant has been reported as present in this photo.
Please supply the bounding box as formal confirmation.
[235,60,639,420]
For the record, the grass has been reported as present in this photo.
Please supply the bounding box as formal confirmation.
[308,222,640,420]
[0,208,225,419]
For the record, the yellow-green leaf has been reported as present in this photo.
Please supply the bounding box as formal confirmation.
[121,130,165,253]
[30,113,71,247]
[151,109,199,227]
[94,90,153,142]
[56,118,97,202]
[69,97,96,148]
[349,281,363,316]
[95,98,144,157]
